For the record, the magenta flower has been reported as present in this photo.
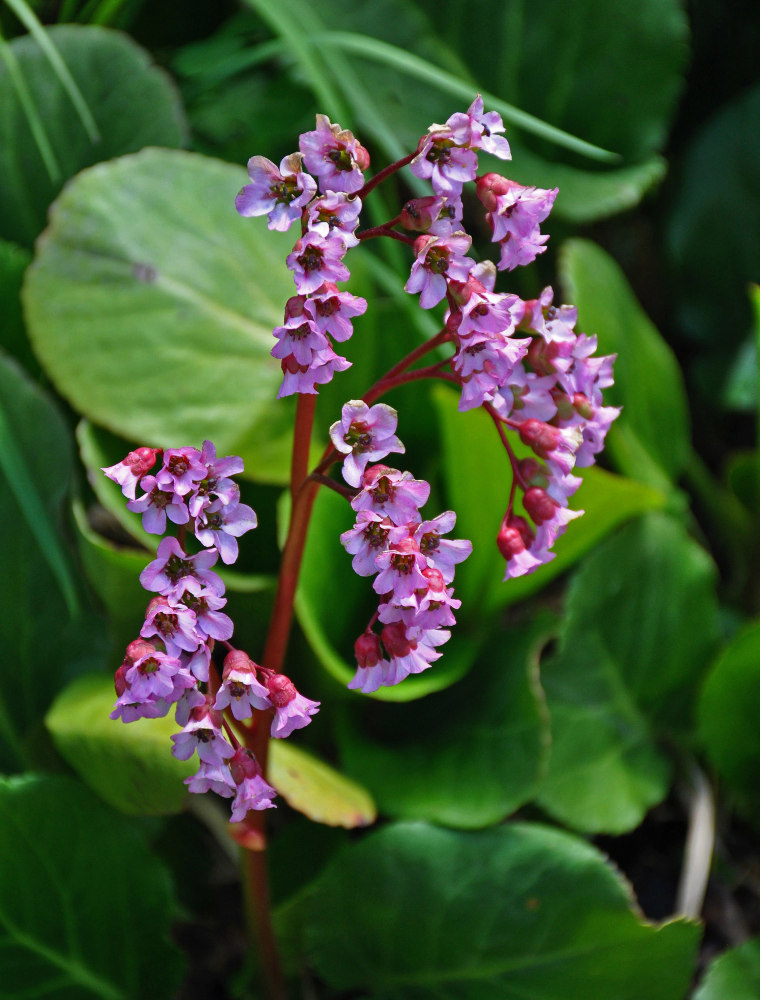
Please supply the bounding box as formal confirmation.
[194,499,258,565]
[329,401,405,487]
[306,191,362,248]
[264,673,320,738]
[277,345,351,397]
[304,284,367,342]
[340,511,393,576]
[126,476,190,534]
[411,511,472,584]
[405,232,474,309]
[299,115,369,194]
[373,535,429,602]
[235,152,317,231]
[286,232,350,295]
[213,650,271,722]
[155,447,206,496]
[351,465,430,525]
[141,597,200,656]
[140,536,223,600]
[446,95,511,160]
[410,133,478,196]
[171,703,235,766]
[229,750,277,819]
[185,760,236,798]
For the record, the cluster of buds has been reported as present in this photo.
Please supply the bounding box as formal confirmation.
[331,401,472,691]
[103,444,319,819]
[236,116,370,396]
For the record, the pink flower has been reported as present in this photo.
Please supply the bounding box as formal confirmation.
[277,345,351,397]
[235,153,317,231]
[405,232,474,309]
[214,650,271,722]
[229,750,277,819]
[351,465,430,525]
[140,536,223,600]
[410,133,478,196]
[340,510,393,576]
[286,232,350,295]
[411,511,472,584]
[264,673,320,738]
[194,499,258,564]
[171,702,235,766]
[306,191,362,248]
[299,115,369,194]
[329,401,405,487]
[446,95,511,160]
[304,284,367,342]
[126,476,189,534]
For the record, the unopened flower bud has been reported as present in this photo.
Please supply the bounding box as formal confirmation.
[354,140,371,171]
[266,673,297,707]
[400,196,442,232]
[476,172,514,212]
[125,447,161,477]
[422,566,445,591]
[518,418,559,458]
[230,747,259,784]
[497,514,534,559]
[124,638,156,664]
[518,458,549,488]
[527,337,560,375]
[573,393,594,419]
[381,621,414,658]
[355,631,383,669]
[523,487,556,525]
[223,649,256,680]
[114,662,128,697]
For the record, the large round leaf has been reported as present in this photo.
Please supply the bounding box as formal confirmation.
[292,821,700,998]
[24,148,298,482]
[0,25,186,247]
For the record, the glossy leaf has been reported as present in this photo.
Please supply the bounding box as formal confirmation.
[560,238,691,485]
[24,148,298,484]
[268,739,376,828]
[694,938,760,1000]
[538,513,719,833]
[0,774,184,997]
[0,25,186,246]
[293,820,700,998]
[336,621,550,828]
[698,621,760,827]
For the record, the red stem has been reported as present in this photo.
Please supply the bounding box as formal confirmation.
[356,148,419,199]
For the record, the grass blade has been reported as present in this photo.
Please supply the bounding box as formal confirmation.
[4,0,101,142]
[0,28,61,182]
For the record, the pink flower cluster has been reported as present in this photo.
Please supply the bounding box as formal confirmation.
[103,443,319,820]
[236,115,370,396]
[334,402,472,692]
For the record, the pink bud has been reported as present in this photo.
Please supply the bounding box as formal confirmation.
[476,172,514,212]
[381,622,415,658]
[354,140,371,171]
[124,638,156,664]
[223,649,256,680]
[523,487,557,525]
[114,662,128,697]
[230,747,259,784]
[518,458,548,488]
[518,418,559,458]
[422,566,445,591]
[355,631,383,669]
[266,673,297,707]
[124,447,161,477]
[400,196,441,232]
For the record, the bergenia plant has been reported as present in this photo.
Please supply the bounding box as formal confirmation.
[103,95,618,992]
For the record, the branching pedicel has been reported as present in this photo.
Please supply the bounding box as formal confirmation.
[103,96,619,825]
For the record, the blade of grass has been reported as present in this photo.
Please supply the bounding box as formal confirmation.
[4,0,101,142]
[311,30,619,163]
[243,0,349,124]
[0,28,60,182]
[0,394,80,618]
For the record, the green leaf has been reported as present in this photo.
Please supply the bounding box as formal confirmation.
[433,384,667,614]
[560,238,691,485]
[694,939,760,1000]
[0,353,79,616]
[504,142,666,224]
[46,672,194,815]
[538,513,719,833]
[0,356,103,770]
[268,739,376,828]
[484,0,689,162]
[698,621,760,827]
[0,25,186,246]
[0,773,184,997]
[336,621,550,828]
[292,821,700,998]
[24,148,298,484]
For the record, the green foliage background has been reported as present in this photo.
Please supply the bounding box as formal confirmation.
[0,0,759,996]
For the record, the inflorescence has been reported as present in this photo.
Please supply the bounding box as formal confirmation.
[103,96,618,821]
